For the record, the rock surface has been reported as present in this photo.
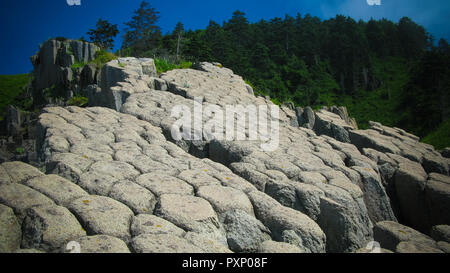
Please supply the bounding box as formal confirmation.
[1,57,449,253]
[372,220,450,253]
[0,204,21,252]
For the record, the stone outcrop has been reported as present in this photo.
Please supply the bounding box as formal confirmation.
[89,57,157,111]
[0,106,39,164]
[373,221,448,253]
[29,39,100,106]
[1,56,449,253]
[297,106,357,143]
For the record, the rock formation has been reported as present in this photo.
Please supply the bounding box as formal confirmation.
[0,55,449,253]
[29,39,100,106]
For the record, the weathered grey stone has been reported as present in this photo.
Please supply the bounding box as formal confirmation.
[301,107,315,129]
[22,205,86,252]
[25,57,450,256]
[396,241,444,253]
[63,235,131,253]
[373,221,436,252]
[351,166,397,223]
[131,234,204,253]
[424,175,450,228]
[422,153,449,175]
[293,183,324,221]
[316,195,372,253]
[90,58,156,111]
[155,194,225,244]
[24,174,89,206]
[431,225,450,243]
[247,190,326,253]
[78,161,140,196]
[68,196,134,242]
[1,161,44,184]
[437,241,450,253]
[197,185,254,217]
[80,64,98,89]
[14,248,46,253]
[154,78,168,91]
[440,148,450,158]
[0,204,21,253]
[109,180,157,214]
[184,232,233,253]
[394,162,429,232]
[136,172,194,196]
[0,165,11,184]
[257,240,303,253]
[130,214,185,237]
[0,183,55,221]
[313,110,353,143]
[349,130,400,154]
[222,209,270,253]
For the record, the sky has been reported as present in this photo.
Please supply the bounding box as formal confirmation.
[1,0,449,75]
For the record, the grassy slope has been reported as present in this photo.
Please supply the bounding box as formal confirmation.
[336,57,410,130]
[335,56,449,148]
[422,119,450,150]
[0,74,29,120]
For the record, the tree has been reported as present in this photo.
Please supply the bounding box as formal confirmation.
[122,1,161,55]
[173,22,185,61]
[87,19,119,50]
[398,17,430,59]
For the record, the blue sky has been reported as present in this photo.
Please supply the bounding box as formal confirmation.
[1,0,449,75]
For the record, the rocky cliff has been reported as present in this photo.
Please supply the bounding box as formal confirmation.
[29,39,100,106]
[0,56,449,253]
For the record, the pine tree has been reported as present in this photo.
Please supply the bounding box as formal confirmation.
[173,22,185,62]
[122,1,161,55]
[87,19,119,50]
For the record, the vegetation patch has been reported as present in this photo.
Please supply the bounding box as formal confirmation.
[92,50,118,69]
[154,58,192,74]
[0,74,30,120]
[422,119,450,150]
[67,96,89,107]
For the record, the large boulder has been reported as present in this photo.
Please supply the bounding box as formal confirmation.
[0,204,21,253]
[21,205,86,252]
[313,109,355,143]
[247,190,326,253]
[91,58,157,111]
[155,194,226,244]
[373,221,437,252]
[67,196,134,242]
[222,209,271,253]
[431,225,450,243]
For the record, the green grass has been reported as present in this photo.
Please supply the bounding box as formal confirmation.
[71,61,86,70]
[67,96,88,107]
[422,119,450,150]
[92,50,118,69]
[0,74,30,120]
[154,59,192,74]
[71,50,118,72]
[336,57,410,129]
